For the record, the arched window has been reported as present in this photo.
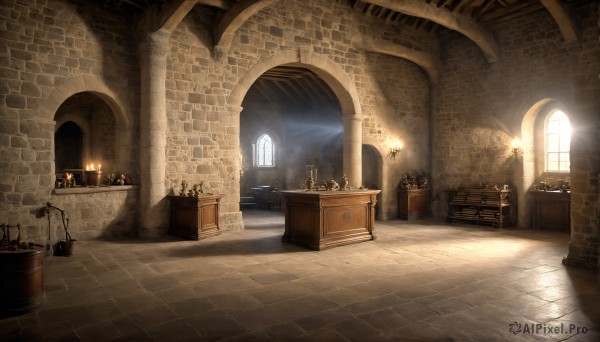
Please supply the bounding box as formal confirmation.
[545,110,571,172]
[256,133,275,167]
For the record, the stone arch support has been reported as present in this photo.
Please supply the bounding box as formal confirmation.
[42,75,133,129]
[361,0,499,63]
[540,0,580,44]
[361,36,441,84]
[214,0,280,57]
[228,49,361,118]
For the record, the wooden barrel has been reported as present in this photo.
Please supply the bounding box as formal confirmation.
[0,249,45,316]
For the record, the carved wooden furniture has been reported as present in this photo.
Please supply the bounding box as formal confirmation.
[0,249,44,316]
[397,189,430,220]
[530,190,570,231]
[446,188,513,228]
[280,190,380,250]
[168,195,223,240]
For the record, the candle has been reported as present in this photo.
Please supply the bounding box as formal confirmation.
[98,164,102,171]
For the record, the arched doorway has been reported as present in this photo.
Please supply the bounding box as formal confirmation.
[239,65,343,209]
[362,144,382,219]
[229,50,364,215]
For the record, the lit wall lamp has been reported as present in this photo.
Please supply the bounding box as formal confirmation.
[511,138,523,160]
[389,141,403,160]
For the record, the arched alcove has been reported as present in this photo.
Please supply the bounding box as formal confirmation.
[519,98,572,228]
[42,75,135,182]
[53,92,126,185]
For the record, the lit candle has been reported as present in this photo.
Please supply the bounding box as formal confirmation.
[98,164,102,171]
[86,164,89,171]
[91,163,95,171]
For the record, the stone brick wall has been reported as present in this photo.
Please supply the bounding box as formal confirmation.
[432,3,599,268]
[6,0,595,269]
[0,0,139,243]
[48,187,139,241]
[165,0,432,223]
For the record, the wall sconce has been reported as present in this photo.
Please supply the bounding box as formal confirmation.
[389,141,403,160]
[511,138,522,160]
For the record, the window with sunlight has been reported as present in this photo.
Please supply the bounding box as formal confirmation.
[256,133,275,167]
[545,110,571,172]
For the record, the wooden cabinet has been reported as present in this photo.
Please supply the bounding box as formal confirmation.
[280,190,380,251]
[530,190,570,231]
[397,189,430,220]
[446,188,513,228]
[168,195,223,240]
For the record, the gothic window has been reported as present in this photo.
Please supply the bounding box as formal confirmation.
[256,133,275,167]
[545,110,571,172]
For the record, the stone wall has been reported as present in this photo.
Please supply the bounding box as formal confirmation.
[165,0,432,223]
[432,3,599,268]
[0,0,139,243]
[4,0,595,270]
[48,187,139,241]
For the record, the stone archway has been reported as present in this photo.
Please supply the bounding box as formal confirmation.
[228,49,363,188]
[41,75,135,174]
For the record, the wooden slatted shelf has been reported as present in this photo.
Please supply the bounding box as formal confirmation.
[446,188,513,228]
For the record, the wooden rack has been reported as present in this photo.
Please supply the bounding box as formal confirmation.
[446,188,513,228]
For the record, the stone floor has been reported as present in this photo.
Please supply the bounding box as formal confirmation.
[1,210,599,341]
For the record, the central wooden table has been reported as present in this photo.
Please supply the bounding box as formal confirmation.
[280,190,381,250]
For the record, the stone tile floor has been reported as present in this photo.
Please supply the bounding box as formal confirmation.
[1,209,599,341]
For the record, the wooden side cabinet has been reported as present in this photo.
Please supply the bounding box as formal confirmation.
[168,195,223,240]
[530,191,570,232]
[397,189,431,220]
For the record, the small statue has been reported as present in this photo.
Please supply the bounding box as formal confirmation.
[180,180,189,196]
[325,179,339,191]
[191,183,201,197]
[339,175,348,191]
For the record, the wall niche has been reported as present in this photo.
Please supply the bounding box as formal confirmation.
[54,92,117,186]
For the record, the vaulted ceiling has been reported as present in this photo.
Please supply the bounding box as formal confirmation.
[81,0,589,107]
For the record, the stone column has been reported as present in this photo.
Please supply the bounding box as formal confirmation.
[342,114,362,188]
[138,29,170,237]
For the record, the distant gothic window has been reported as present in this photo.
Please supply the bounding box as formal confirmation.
[545,110,570,172]
[256,133,275,167]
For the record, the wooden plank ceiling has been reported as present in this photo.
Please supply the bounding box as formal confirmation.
[351,0,545,31]
[249,66,340,109]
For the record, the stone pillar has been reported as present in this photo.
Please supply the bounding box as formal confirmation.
[138,29,170,237]
[342,114,362,188]
[219,105,245,232]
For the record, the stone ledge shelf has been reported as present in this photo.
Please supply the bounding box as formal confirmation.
[52,185,138,195]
